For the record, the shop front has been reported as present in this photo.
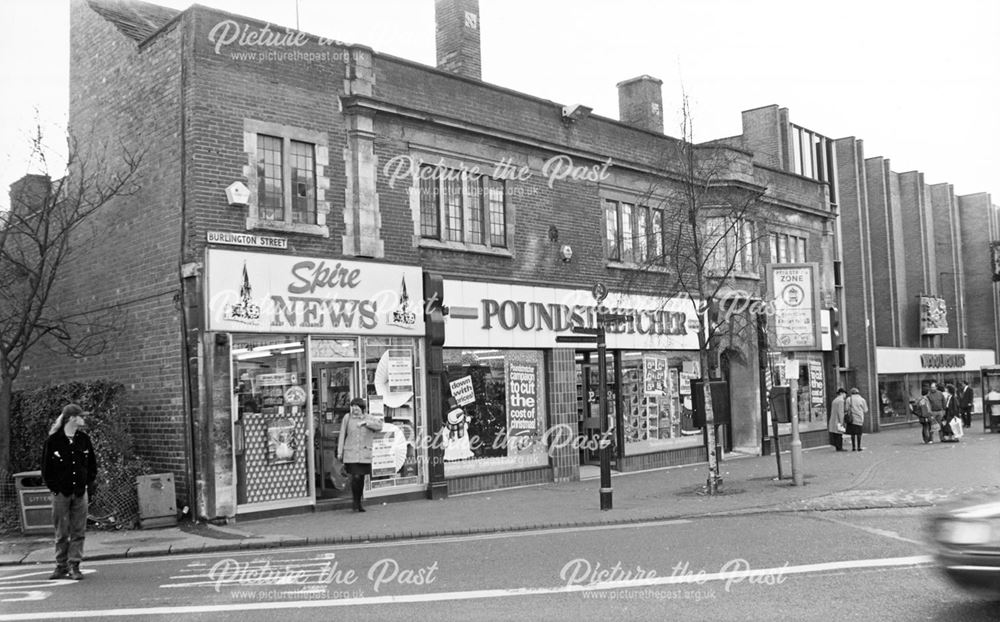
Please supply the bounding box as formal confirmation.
[877,347,996,427]
[205,249,427,515]
[441,279,705,490]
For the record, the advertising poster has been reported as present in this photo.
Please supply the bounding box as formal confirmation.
[266,418,296,464]
[768,264,820,349]
[506,362,538,434]
[371,431,396,478]
[450,376,476,406]
[808,361,825,409]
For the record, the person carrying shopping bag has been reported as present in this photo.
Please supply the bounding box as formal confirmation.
[844,388,868,451]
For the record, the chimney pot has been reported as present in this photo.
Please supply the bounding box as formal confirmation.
[617,75,664,133]
[435,0,481,80]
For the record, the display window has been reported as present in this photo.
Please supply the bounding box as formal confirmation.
[879,372,980,425]
[231,335,310,507]
[363,337,425,493]
[618,351,702,455]
[441,349,549,477]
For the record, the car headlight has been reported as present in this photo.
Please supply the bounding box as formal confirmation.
[936,519,993,545]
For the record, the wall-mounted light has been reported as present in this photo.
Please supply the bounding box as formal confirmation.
[560,244,573,262]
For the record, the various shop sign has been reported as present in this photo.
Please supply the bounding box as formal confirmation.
[876,347,995,374]
[442,280,700,350]
[205,249,425,335]
[767,263,821,350]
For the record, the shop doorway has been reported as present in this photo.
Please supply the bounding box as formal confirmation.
[312,361,359,499]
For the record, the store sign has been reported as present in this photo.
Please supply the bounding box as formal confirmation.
[507,362,538,434]
[767,263,821,350]
[205,249,424,334]
[442,280,700,350]
[920,353,966,369]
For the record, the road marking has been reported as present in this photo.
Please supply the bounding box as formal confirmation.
[70,518,694,567]
[808,514,925,545]
[0,555,932,619]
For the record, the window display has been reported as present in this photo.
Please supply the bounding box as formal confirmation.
[441,349,549,476]
[619,351,702,455]
[231,335,310,506]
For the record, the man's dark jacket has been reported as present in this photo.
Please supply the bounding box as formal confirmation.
[41,431,97,497]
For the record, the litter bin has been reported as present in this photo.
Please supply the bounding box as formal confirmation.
[13,470,54,535]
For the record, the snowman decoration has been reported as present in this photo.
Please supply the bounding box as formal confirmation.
[442,397,474,461]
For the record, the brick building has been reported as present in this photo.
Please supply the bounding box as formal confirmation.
[16,0,837,521]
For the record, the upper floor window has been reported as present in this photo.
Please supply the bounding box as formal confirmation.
[605,199,665,265]
[419,165,507,249]
[768,232,807,264]
[705,217,756,274]
[244,120,328,237]
[255,135,317,225]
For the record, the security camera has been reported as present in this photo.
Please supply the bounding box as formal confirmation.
[561,104,593,123]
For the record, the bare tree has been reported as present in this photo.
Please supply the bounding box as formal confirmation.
[0,126,142,472]
[623,92,770,494]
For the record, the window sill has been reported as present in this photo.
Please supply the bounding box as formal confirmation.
[606,260,673,273]
[246,217,329,238]
[419,238,513,258]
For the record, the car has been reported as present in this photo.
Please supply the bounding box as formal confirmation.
[928,497,1000,598]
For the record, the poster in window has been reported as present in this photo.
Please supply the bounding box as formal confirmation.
[808,360,825,417]
[266,418,296,464]
[506,362,538,435]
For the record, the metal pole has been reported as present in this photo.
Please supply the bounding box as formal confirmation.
[597,314,612,510]
[789,375,804,486]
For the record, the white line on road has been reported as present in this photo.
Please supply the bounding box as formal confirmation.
[0,555,933,620]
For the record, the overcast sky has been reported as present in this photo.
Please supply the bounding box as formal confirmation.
[2,0,998,210]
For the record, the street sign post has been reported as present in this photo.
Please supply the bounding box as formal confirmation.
[555,312,625,510]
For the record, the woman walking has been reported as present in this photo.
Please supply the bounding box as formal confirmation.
[337,397,383,511]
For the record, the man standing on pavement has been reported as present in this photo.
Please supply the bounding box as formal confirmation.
[828,388,848,451]
[927,381,946,441]
[959,380,974,430]
[42,404,98,581]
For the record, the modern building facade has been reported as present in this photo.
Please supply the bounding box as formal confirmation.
[735,106,999,430]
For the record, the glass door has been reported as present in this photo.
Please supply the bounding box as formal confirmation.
[312,361,358,499]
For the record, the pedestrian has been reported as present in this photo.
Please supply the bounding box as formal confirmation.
[828,387,848,451]
[958,380,974,429]
[844,387,868,451]
[913,389,934,444]
[927,381,946,440]
[337,397,383,512]
[942,384,961,442]
[41,404,97,581]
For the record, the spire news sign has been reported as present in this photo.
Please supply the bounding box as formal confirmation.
[766,263,822,351]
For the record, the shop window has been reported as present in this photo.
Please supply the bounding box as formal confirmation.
[441,349,548,476]
[618,352,702,455]
[418,165,507,250]
[231,336,310,506]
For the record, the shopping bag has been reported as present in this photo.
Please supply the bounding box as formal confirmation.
[951,418,964,438]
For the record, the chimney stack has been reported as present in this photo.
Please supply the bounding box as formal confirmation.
[8,174,51,216]
[435,0,481,81]
[617,75,664,133]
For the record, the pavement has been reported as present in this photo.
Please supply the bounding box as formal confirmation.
[3,422,998,567]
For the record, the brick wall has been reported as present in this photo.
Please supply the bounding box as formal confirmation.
[897,171,931,347]
[865,157,899,346]
[930,183,962,348]
[17,1,191,499]
[958,193,998,355]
